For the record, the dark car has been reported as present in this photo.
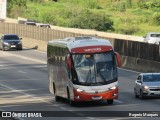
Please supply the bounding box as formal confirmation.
[134,73,160,99]
[0,34,22,51]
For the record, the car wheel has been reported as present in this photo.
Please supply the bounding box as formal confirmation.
[2,46,5,51]
[18,48,22,50]
[134,88,139,98]
[139,90,144,99]
[107,99,113,105]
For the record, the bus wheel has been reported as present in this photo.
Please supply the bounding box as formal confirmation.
[53,83,60,101]
[67,89,75,106]
[107,99,113,105]
[55,96,60,102]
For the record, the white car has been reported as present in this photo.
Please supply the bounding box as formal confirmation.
[143,32,160,44]
[134,73,160,99]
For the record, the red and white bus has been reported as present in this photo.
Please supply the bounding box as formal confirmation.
[47,36,121,106]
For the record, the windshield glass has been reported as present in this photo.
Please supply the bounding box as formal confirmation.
[71,51,118,86]
[4,35,19,40]
[143,75,160,82]
[150,34,160,38]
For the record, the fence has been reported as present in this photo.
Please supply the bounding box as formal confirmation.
[0,23,80,41]
[114,39,160,62]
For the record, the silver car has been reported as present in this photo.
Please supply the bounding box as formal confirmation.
[143,32,160,44]
[134,73,160,99]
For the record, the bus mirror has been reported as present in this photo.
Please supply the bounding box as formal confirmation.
[115,52,121,67]
[67,56,71,70]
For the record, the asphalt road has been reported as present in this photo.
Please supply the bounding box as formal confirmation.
[0,48,159,120]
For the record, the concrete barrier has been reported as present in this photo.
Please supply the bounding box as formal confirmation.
[121,55,160,72]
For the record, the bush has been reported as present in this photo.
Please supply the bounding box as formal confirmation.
[150,12,160,25]
[117,26,140,35]
[42,11,57,25]
[70,10,114,31]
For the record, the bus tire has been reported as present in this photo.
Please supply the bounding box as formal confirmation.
[53,83,60,101]
[107,99,113,105]
[67,88,75,106]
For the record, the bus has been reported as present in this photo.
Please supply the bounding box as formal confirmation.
[47,36,121,106]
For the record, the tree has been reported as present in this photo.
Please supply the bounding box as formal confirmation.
[70,10,114,31]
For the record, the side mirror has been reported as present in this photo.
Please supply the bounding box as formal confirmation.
[67,56,71,70]
[137,80,141,84]
[115,52,121,67]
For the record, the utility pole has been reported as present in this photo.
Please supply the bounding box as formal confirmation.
[0,0,7,22]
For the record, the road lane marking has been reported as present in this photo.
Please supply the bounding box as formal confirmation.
[114,99,123,104]
[0,51,46,64]
[0,65,46,70]
[59,107,67,110]
[0,88,47,93]
[0,83,52,104]
[107,117,142,120]
[18,71,26,73]
[86,117,95,120]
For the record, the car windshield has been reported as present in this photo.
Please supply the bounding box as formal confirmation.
[71,51,118,86]
[143,74,160,82]
[3,35,19,40]
[150,34,160,38]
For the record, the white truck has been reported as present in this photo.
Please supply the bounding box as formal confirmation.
[0,0,7,21]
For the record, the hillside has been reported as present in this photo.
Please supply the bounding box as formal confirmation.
[8,0,160,36]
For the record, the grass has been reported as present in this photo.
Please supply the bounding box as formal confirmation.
[11,0,160,36]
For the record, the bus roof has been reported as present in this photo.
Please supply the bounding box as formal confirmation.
[48,36,113,53]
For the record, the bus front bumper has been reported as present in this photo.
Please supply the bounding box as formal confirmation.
[73,87,118,102]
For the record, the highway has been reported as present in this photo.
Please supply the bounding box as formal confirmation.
[0,48,159,120]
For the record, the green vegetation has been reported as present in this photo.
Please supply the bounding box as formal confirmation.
[7,0,160,36]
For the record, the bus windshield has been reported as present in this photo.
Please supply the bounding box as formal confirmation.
[72,51,118,86]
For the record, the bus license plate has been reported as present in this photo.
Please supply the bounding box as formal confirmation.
[92,96,102,100]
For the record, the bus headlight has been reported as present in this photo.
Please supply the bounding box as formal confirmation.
[76,88,84,92]
[109,86,117,90]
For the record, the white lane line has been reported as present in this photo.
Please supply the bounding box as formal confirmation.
[1,52,46,64]
[0,65,46,70]
[114,99,123,104]
[85,117,95,120]
[112,104,140,107]
[0,83,52,104]
[18,71,26,73]
[0,88,47,93]
[107,117,142,120]
[59,107,67,110]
